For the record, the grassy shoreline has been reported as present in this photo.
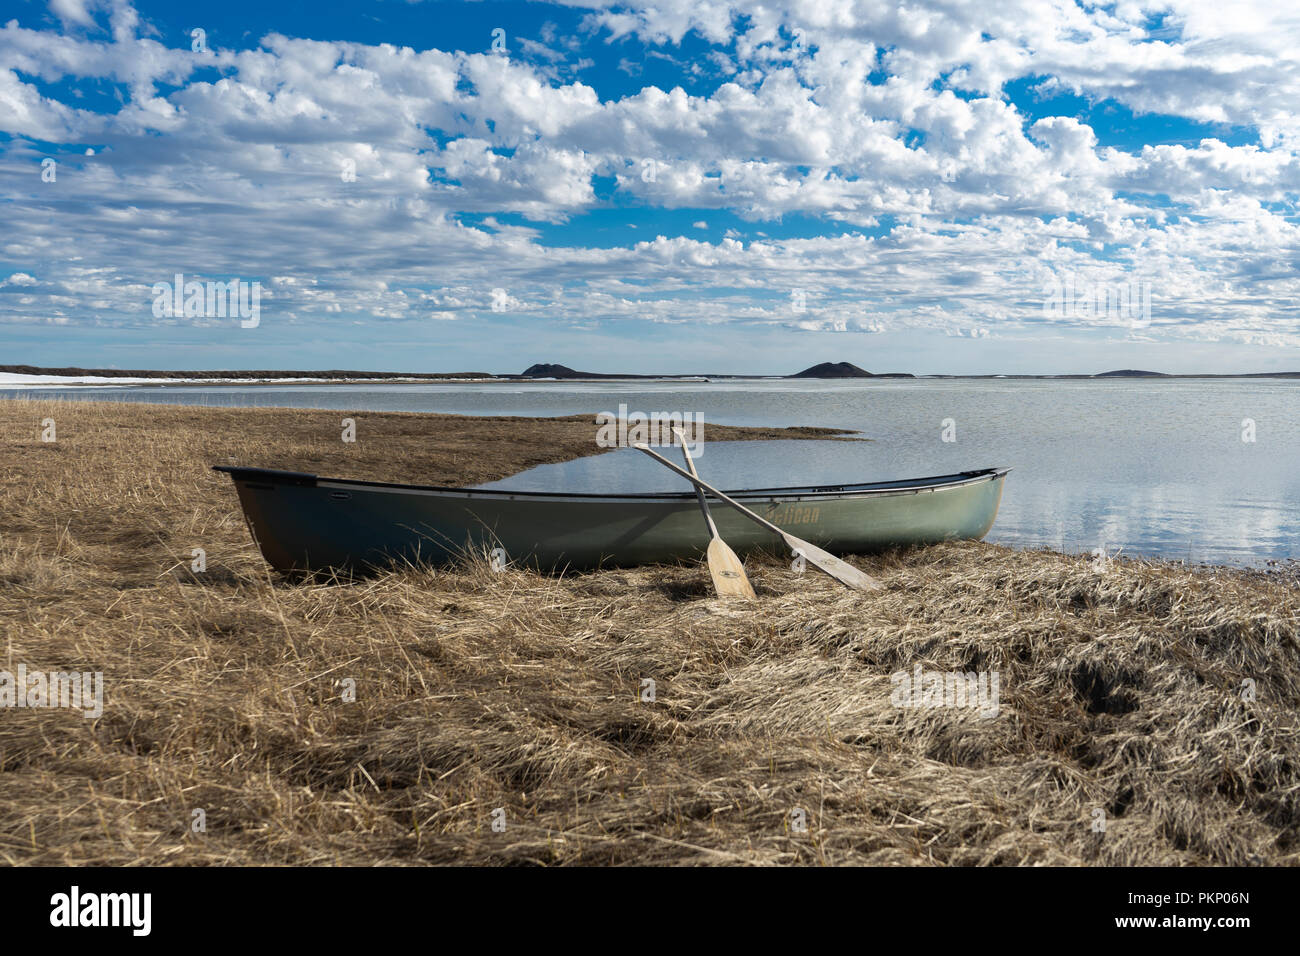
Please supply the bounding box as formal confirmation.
[1,399,1298,865]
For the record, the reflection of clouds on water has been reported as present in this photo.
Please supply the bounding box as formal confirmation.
[480,441,871,494]
[991,479,1300,566]
[488,436,1300,565]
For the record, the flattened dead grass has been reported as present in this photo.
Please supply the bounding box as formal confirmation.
[0,398,1297,865]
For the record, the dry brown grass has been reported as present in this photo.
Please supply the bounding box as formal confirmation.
[1,397,1298,866]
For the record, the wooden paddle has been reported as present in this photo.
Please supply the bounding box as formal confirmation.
[635,443,882,592]
[672,428,756,600]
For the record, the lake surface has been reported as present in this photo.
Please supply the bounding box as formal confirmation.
[8,378,1298,566]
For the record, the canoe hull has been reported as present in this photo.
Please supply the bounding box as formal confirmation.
[215,466,1010,574]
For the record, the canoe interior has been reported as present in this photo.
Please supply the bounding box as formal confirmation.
[214,465,1011,574]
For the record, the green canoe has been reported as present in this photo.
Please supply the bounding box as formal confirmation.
[214,464,1010,574]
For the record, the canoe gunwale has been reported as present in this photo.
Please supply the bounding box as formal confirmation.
[213,464,1012,504]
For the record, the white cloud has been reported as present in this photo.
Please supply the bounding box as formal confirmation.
[0,0,1296,350]
[48,0,97,30]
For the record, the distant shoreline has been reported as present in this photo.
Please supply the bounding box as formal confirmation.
[4,363,1300,387]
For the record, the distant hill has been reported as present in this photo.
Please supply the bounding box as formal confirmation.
[789,362,873,378]
[788,362,915,379]
[517,363,704,379]
[1095,369,1168,377]
[519,363,605,379]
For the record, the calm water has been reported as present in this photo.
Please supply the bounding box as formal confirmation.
[9,378,1298,566]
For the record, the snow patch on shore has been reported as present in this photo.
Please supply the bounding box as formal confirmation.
[0,373,471,387]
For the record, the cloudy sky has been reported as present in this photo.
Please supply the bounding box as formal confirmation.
[2,0,1299,374]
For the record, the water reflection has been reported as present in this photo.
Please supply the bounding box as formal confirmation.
[7,378,1298,565]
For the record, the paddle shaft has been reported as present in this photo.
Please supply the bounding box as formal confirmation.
[636,443,881,591]
[673,428,719,538]
[634,439,826,554]
[636,443,792,538]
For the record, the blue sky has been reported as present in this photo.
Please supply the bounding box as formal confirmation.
[2,0,1299,374]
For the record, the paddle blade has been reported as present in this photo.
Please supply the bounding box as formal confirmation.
[782,533,883,592]
[706,537,757,600]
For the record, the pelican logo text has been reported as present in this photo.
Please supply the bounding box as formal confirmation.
[770,505,820,525]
